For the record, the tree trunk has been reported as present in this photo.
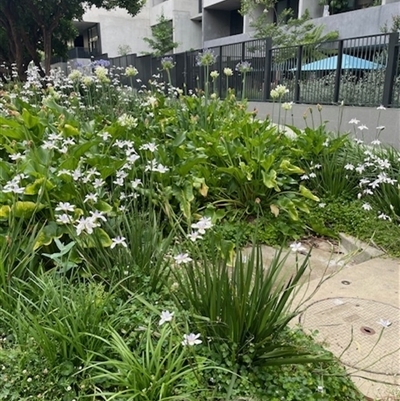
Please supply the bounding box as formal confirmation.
[43,29,52,76]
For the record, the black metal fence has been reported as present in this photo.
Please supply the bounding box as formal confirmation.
[108,32,400,108]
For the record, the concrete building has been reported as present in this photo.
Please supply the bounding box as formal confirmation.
[70,1,201,59]
[64,0,400,61]
[202,0,400,48]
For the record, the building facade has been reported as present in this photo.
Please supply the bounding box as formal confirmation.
[65,0,400,62]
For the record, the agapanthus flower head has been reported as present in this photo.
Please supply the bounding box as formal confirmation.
[161,56,175,70]
[125,66,138,77]
[196,49,217,67]
[235,61,252,73]
[223,67,233,76]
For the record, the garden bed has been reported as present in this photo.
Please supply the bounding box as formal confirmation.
[0,63,398,400]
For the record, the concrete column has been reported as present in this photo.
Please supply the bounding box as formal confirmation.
[381,0,400,4]
[298,0,323,19]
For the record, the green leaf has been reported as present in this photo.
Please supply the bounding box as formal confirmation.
[299,185,320,202]
[0,205,10,219]
[34,222,60,250]
[79,229,112,248]
[25,177,55,195]
[172,131,186,146]
[262,170,280,191]
[21,109,40,129]
[12,201,45,218]
[94,200,113,213]
[280,159,304,174]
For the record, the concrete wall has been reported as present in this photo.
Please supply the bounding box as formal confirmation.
[82,5,153,57]
[150,0,201,52]
[311,3,400,38]
[203,9,232,41]
[248,102,400,148]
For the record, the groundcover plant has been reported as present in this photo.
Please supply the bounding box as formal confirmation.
[0,60,397,400]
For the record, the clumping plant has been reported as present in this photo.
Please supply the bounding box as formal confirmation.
[0,59,396,401]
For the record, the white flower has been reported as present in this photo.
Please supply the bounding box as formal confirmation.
[113,177,124,186]
[131,179,142,189]
[98,131,111,141]
[300,174,309,180]
[377,318,391,327]
[376,126,385,131]
[140,142,158,152]
[323,139,330,147]
[56,214,72,224]
[90,210,107,222]
[191,217,213,234]
[371,139,381,146]
[354,138,363,144]
[159,310,174,326]
[282,102,293,111]
[75,217,100,236]
[318,203,326,208]
[55,202,75,213]
[348,118,360,124]
[378,213,391,221]
[309,172,316,178]
[155,163,169,173]
[290,242,306,253]
[210,70,219,79]
[223,67,233,77]
[362,203,372,211]
[174,253,193,264]
[84,193,98,203]
[2,181,25,194]
[344,164,354,170]
[110,236,128,249]
[377,105,386,110]
[9,153,25,161]
[187,231,203,242]
[317,385,324,393]
[181,333,202,346]
[358,125,368,131]
[93,178,105,189]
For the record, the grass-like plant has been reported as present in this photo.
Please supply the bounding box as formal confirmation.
[0,273,112,366]
[172,237,331,368]
[89,322,215,400]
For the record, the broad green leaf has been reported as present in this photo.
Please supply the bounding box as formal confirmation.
[12,201,45,218]
[0,116,24,139]
[21,109,40,129]
[94,200,113,213]
[34,222,60,250]
[172,131,186,146]
[280,159,304,174]
[79,228,112,248]
[25,178,55,195]
[262,170,280,192]
[62,124,79,136]
[299,185,320,202]
[0,205,10,219]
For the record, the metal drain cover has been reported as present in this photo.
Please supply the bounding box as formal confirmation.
[299,297,400,375]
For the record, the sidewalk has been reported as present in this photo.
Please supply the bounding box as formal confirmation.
[292,248,400,400]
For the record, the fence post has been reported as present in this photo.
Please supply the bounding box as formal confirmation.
[333,39,344,103]
[218,46,223,97]
[262,37,273,102]
[382,32,399,107]
[294,45,303,103]
[242,41,246,61]
[184,51,188,93]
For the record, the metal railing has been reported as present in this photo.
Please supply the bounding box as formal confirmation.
[107,32,400,108]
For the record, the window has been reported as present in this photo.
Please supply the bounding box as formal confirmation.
[230,9,243,36]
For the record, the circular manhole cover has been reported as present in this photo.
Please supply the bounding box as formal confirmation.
[299,297,400,375]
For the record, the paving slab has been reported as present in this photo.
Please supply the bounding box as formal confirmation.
[245,238,399,400]
[293,257,400,400]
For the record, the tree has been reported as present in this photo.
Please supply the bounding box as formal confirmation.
[143,14,178,56]
[240,0,338,48]
[0,0,145,77]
